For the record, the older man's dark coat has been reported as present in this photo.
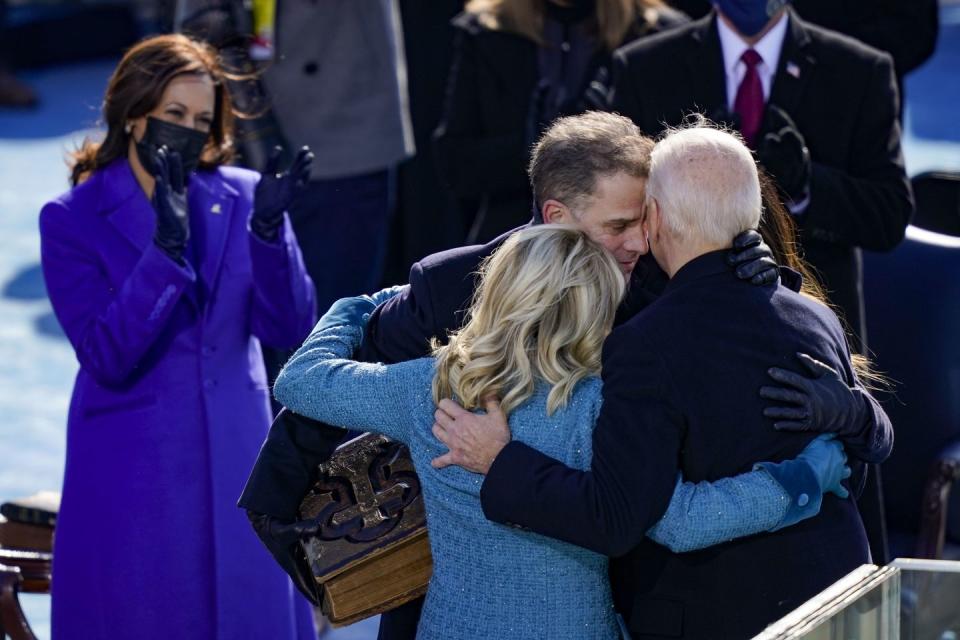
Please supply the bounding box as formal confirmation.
[482,250,874,638]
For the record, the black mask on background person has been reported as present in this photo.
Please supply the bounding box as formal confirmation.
[135,116,209,177]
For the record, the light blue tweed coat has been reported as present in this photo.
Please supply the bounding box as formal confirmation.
[274,316,793,640]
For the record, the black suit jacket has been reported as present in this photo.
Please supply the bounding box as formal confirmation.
[609,9,914,344]
[616,251,870,638]
[663,0,939,78]
[484,251,873,639]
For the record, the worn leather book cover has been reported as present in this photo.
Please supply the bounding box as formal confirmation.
[299,433,433,626]
[0,516,53,552]
[0,491,59,527]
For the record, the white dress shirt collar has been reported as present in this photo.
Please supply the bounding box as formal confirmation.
[717,11,790,109]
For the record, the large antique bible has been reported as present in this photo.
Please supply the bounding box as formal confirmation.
[298,433,432,626]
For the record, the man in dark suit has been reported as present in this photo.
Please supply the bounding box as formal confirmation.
[611,0,913,347]
[239,113,889,639]
[434,123,887,638]
[607,0,912,563]
[665,0,939,103]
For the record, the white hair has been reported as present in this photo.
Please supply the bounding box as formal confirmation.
[646,123,762,245]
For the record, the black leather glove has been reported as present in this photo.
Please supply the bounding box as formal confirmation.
[727,229,779,285]
[251,145,313,242]
[760,352,870,436]
[757,105,811,205]
[707,106,742,133]
[247,510,323,605]
[151,146,190,265]
[581,65,612,111]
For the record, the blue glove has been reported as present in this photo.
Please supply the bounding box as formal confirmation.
[727,229,779,285]
[368,285,406,307]
[251,145,314,242]
[797,434,852,499]
[756,434,850,530]
[760,352,870,437]
[316,295,378,336]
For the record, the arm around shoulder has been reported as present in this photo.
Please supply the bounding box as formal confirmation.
[273,307,427,444]
[482,324,684,556]
[356,259,440,364]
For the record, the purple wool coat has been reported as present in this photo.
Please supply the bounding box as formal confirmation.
[39,158,318,639]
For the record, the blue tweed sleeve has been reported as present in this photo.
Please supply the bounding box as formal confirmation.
[273,319,428,444]
[646,469,793,553]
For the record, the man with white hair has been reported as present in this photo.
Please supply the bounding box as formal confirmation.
[642,125,765,278]
[590,124,870,637]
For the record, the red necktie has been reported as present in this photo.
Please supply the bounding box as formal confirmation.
[734,49,764,148]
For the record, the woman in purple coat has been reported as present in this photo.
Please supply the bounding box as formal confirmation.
[39,35,317,639]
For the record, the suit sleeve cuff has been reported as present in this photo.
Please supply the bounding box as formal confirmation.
[754,459,822,531]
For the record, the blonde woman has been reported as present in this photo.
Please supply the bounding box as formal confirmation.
[273,225,848,639]
[435,0,688,242]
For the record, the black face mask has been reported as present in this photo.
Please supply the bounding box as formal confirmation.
[135,116,210,178]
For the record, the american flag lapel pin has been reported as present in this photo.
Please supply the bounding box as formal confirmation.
[786,61,801,79]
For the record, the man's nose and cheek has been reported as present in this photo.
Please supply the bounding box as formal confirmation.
[612,208,651,277]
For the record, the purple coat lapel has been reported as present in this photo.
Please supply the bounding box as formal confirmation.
[100,159,156,253]
[97,159,242,299]
[189,169,239,291]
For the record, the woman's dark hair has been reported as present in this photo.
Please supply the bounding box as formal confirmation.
[70,34,235,186]
[757,172,825,301]
[758,172,885,389]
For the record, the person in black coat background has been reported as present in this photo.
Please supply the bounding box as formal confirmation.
[608,0,913,566]
[380,0,467,287]
[433,0,687,244]
[610,3,914,348]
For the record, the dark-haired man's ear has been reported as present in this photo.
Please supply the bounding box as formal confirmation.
[541,199,573,224]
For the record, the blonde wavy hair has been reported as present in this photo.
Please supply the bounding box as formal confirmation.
[432,225,626,416]
[465,0,666,51]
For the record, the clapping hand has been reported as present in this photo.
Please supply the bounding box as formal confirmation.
[151,146,190,264]
[707,106,742,133]
[757,105,811,205]
[252,145,314,241]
